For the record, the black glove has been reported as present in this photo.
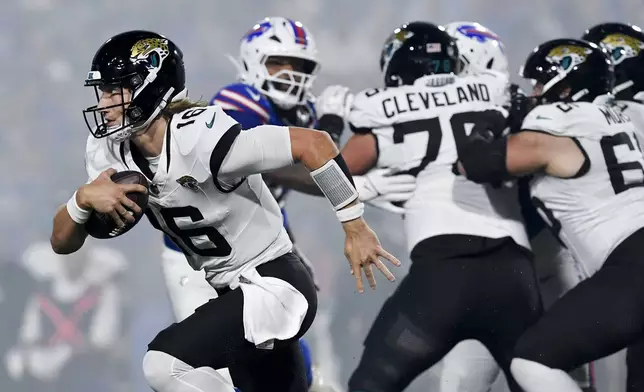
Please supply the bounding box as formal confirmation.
[318,114,344,145]
[507,84,535,133]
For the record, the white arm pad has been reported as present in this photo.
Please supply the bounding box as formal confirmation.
[218,125,294,179]
[310,159,359,210]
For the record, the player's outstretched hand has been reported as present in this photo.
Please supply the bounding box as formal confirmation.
[316,85,353,119]
[77,168,147,228]
[342,217,401,293]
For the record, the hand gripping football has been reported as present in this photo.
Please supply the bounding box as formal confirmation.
[84,171,149,239]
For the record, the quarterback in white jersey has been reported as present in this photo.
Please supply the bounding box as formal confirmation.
[459,38,644,392]
[328,22,540,392]
[50,30,400,392]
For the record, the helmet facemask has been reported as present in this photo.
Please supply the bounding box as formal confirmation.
[83,69,175,143]
[256,55,319,109]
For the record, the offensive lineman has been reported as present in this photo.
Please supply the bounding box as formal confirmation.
[159,17,414,392]
[434,20,596,392]
[458,38,644,392]
[320,21,542,392]
[49,30,400,392]
[582,22,644,392]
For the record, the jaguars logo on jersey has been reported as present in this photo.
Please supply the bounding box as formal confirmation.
[546,44,592,72]
[176,175,200,192]
[599,33,644,65]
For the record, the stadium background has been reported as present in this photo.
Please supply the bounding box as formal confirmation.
[1,0,642,390]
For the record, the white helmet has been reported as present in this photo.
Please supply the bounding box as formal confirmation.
[445,21,508,77]
[236,17,320,109]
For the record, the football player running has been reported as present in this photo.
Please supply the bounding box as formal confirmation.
[50,30,400,392]
[458,38,644,392]
[317,21,542,392]
[434,21,596,392]
[159,17,415,392]
[583,22,644,392]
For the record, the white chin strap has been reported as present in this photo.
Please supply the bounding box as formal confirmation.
[541,71,589,102]
[614,80,635,96]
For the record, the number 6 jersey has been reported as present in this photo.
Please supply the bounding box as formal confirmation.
[85,105,293,288]
[349,72,530,253]
[525,101,644,274]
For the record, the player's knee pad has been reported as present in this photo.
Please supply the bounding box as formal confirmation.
[143,350,234,392]
[510,358,579,392]
[298,338,314,387]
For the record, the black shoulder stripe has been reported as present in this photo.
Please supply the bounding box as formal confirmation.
[165,115,173,172]
[350,123,373,134]
[119,142,129,169]
[570,137,590,179]
[209,123,245,193]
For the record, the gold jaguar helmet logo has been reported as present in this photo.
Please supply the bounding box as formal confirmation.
[545,45,592,72]
[130,38,170,68]
[599,33,644,65]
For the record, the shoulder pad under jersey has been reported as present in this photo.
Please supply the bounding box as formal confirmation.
[171,105,239,156]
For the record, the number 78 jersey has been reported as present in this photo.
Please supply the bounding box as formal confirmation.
[348,72,530,253]
[526,102,644,274]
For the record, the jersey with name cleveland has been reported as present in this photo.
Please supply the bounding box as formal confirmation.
[525,101,644,274]
[84,105,292,288]
[349,72,529,253]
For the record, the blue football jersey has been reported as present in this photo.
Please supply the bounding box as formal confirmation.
[164,82,317,251]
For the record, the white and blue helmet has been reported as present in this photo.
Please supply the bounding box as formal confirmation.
[445,21,508,77]
[236,17,320,109]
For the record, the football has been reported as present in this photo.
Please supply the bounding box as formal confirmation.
[84,170,150,239]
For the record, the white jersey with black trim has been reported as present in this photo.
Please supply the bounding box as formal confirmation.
[85,105,293,288]
[524,101,644,274]
[349,72,529,253]
[614,99,644,145]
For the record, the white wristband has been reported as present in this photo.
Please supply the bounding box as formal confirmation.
[336,202,364,222]
[66,191,91,224]
[310,159,359,210]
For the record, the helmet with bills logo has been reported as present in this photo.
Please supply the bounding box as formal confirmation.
[237,17,320,109]
[445,21,508,77]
